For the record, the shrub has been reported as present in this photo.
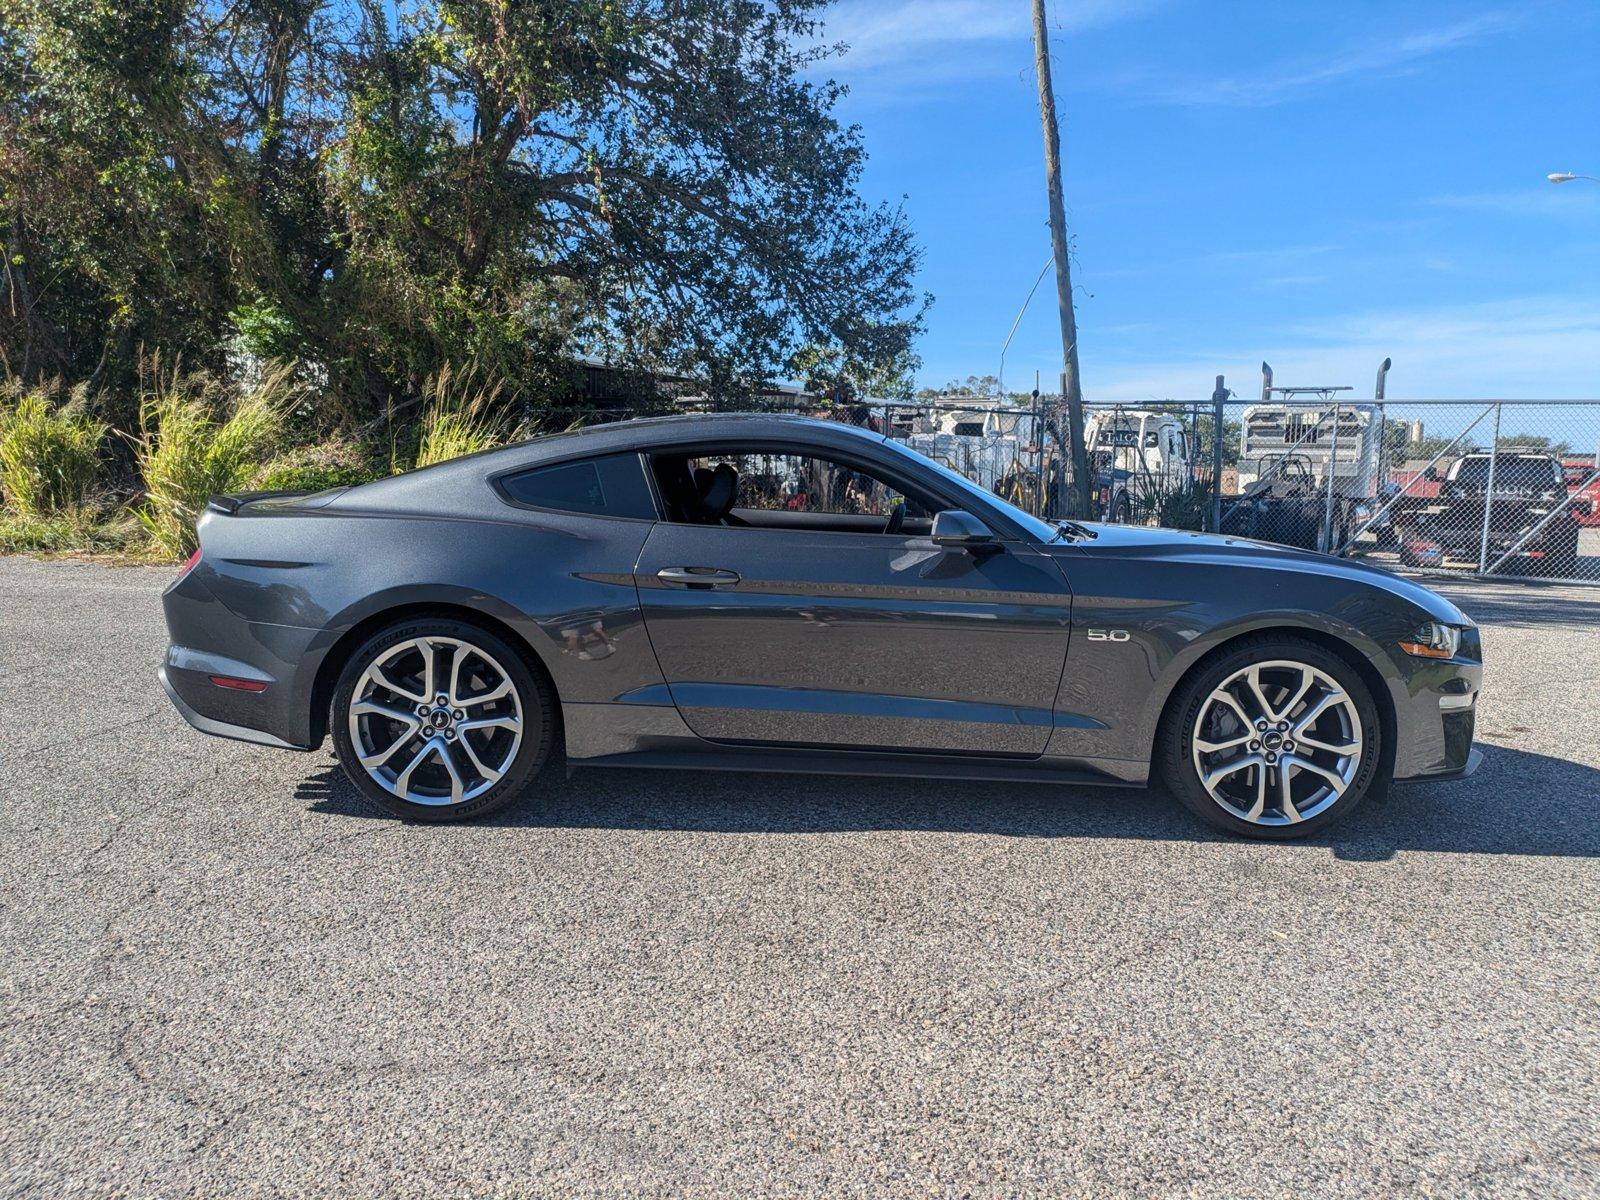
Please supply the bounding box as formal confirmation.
[255,438,384,492]
[0,383,108,516]
[131,361,292,558]
[413,365,512,469]
[1155,479,1216,531]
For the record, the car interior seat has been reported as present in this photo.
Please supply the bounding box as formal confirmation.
[656,458,740,524]
[695,462,739,524]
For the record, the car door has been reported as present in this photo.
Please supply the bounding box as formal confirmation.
[631,447,1073,756]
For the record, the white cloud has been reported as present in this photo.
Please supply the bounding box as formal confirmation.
[1131,11,1516,107]
[1055,296,1600,402]
[1198,243,1340,269]
[816,0,1164,91]
[1427,188,1600,218]
[819,1,1024,71]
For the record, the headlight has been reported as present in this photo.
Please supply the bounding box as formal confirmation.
[1399,621,1461,659]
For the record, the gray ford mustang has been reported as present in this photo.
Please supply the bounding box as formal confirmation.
[160,413,1481,838]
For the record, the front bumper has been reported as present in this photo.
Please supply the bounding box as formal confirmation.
[1395,745,1482,785]
[1387,635,1482,781]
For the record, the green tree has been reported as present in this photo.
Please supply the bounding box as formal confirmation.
[1,0,926,418]
[789,340,917,404]
[1498,433,1572,457]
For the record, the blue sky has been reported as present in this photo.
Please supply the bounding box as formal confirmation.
[817,0,1600,401]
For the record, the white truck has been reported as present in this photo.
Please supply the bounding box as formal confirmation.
[897,405,1036,506]
[899,405,1196,522]
[1083,409,1194,523]
[1229,402,1388,550]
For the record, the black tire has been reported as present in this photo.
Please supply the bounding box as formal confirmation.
[1157,636,1384,840]
[330,617,555,821]
[1541,522,1581,578]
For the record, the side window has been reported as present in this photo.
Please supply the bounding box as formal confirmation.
[687,452,930,519]
[498,452,657,519]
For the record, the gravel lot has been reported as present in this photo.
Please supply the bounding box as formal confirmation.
[2,557,1596,1198]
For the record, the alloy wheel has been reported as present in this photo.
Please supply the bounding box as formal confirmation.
[347,636,523,806]
[1189,658,1363,827]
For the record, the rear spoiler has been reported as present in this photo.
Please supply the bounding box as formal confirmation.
[206,490,314,515]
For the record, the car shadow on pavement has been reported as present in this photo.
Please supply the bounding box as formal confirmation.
[297,742,1600,862]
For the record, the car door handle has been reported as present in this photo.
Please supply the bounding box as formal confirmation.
[657,566,741,589]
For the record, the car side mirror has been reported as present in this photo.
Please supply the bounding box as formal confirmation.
[931,510,1000,553]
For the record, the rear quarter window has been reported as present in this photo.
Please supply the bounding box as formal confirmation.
[497,453,657,520]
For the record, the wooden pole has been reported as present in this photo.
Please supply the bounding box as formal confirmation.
[1030,0,1093,519]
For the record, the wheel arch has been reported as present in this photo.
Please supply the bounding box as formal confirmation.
[1149,624,1397,783]
[307,601,561,748]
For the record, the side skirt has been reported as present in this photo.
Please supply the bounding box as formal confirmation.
[569,745,1142,789]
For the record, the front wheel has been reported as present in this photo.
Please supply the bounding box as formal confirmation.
[1539,522,1581,578]
[1158,638,1383,839]
[331,618,554,821]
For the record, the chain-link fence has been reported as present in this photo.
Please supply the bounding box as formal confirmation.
[557,392,1600,585]
[1214,399,1600,584]
[838,397,1217,532]
[828,395,1600,585]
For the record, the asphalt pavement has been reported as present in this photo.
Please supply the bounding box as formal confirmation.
[1,557,1596,1197]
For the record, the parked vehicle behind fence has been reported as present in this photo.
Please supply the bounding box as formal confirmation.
[1227,402,1385,552]
[1399,452,1584,576]
[1084,409,1193,524]
[1565,458,1600,529]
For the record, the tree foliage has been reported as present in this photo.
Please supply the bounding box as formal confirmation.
[1,0,925,417]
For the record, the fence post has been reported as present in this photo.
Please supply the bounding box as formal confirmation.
[1030,387,1042,517]
[1476,403,1502,574]
[1209,375,1226,532]
[1324,400,1340,553]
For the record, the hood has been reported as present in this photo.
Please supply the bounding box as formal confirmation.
[1047,522,1472,626]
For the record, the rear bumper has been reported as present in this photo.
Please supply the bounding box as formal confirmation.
[160,665,309,750]
[160,567,327,750]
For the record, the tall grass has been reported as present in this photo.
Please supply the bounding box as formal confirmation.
[0,507,143,556]
[0,382,108,516]
[413,364,513,468]
[131,359,293,558]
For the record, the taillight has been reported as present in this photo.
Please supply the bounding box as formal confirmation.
[176,547,202,582]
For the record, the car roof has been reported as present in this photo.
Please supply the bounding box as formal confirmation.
[332,413,895,509]
[480,416,896,467]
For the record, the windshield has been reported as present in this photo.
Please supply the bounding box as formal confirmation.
[877,435,1063,542]
[1453,456,1559,490]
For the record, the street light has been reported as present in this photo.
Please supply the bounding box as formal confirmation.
[1548,172,1600,184]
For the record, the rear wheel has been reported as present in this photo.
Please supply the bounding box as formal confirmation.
[331,618,554,821]
[1158,637,1383,839]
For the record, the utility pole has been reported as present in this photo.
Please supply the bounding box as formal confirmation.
[1030,0,1093,518]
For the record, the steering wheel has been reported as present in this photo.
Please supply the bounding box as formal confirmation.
[884,500,906,535]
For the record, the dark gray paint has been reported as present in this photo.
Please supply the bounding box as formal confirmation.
[633,520,1074,754]
[159,414,1481,788]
